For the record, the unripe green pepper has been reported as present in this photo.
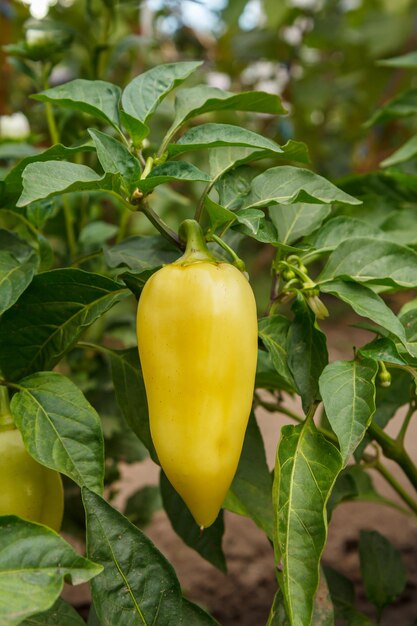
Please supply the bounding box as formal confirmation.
[136,220,258,528]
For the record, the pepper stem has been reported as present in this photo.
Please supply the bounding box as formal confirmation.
[176,219,217,265]
[0,385,14,431]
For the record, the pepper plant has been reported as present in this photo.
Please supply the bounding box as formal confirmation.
[1,48,417,626]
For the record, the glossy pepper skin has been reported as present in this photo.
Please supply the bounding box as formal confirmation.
[0,425,64,532]
[137,220,258,528]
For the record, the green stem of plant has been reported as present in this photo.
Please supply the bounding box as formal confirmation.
[396,402,416,446]
[195,180,216,223]
[374,459,417,517]
[368,421,417,492]
[43,66,77,260]
[141,203,182,249]
[0,385,14,430]
[209,233,246,272]
[71,250,103,267]
[140,156,154,180]
[116,209,131,243]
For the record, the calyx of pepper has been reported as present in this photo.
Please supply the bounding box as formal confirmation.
[175,219,218,266]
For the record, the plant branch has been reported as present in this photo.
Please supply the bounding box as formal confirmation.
[368,421,417,492]
[396,401,417,446]
[373,459,417,517]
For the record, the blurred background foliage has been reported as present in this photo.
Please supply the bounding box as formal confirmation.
[2,0,417,179]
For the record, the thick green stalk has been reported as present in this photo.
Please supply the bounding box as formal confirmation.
[0,385,14,430]
[369,421,417,492]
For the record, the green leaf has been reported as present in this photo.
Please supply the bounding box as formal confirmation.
[273,420,343,626]
[88,129,140,190]
[121,61,202,140]
[79,221,118,249]
[181,599,220,626]
[83,488,183,626]
[0,230,38,315]
[0,516,102,626]
[171,86,286,135]
[1,142,94,204]
[33,79,122,128]
[319,359,378,464]
[137,161,211,193]
[320,280,407,344]
[378,51,417,68]
[208,140,309,183]
[0,268,129,381]
[258,315,294,390]
[256,350,293,392]
[0,142,39,160]
[381,134,417,168]
[160,472,226,572]
[359,337,407,366]
[124,485,162,529]
[270,202,331,245]
[204,196,236,230]
[240,166,361,210]
[324,566,376,626]
[106,347,156,461]
[319,238,417,289]
[287,297,328,412]
[308,217,384,253]
[366,87,417,127]
[359,530,406,612]
[17,161,118,206]
[21,597,87,625]
[224,413,274,539]
[104,235,178,273]
[169,123,284,155]
[11,372,104,493]
[216,166,255,210]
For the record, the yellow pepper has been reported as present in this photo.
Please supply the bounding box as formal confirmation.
[137,220,258,528]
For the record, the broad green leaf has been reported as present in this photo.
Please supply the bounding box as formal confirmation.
[104,235,178,273]
[378,51,417,68]
[270,202,331,245]
[137,161,211,193]
[0,516,102,626]
[17,161,118,206]
[0,268,129,381]
[88,129,140,190]
[258,315,294,390]
[106,347,156,461]
[324,566,376,626]
[381,134,417,168]
[11,372,104,493]
[204,196,236,230]
[181,599,220,625]
[125,485,162,529]
[308,216,384,252]
[0,142,39,160]
[399,307,417,358]
[160,472,226,572]
[359,530,406,613]
[327,465,408,518]
[234,208,264,234]
[318,238,417,288]
[79,220,118,249]
[240,166,361,210]
[26,198,58,229]
[22,598,87,625]
[0,230,38,315]
[33,79,121,128]
[256,350,293,392]
[359,337,407,366]
[208,140,309,183]
[273,420,343,626]
[170,86,286,135]
[320,280,407,343]
[83,488,183,626]
[2,142,94,204]
[121,61,202,135]
[366,87,417,127]
[224,413,274,539]
[287,297,328,412]
[169,123,284,156]
[216,166,255,210]
[319,359,378,464]
[380,206,417,246]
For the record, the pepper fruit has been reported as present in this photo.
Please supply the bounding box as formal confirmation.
[0,387,64,531]
[137,220,258,528]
